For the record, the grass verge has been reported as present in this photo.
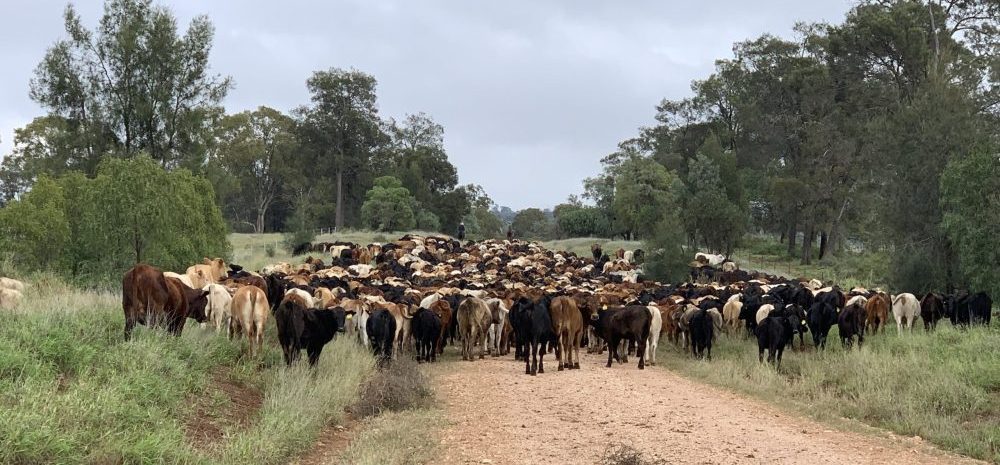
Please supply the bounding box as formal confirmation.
[337,408,444,465]
[734,235,891,289]
[0,273,375,465]
[659,324,1000,462]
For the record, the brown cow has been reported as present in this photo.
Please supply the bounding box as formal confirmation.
[428,300,453,355]
[231,285,269,357]
[549,296,583,370]
[122,264,208,340]
[865,292,890,334]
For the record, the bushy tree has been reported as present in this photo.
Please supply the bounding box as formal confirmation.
[511,208,554,240]
[642,218,689,284]
[612,156,679,239]
[941,149,1000,298]
[360,176,417,232]
[683,153,746,255]
[557,207,611,238]
[416,209,441,232]
[0,176,70,271]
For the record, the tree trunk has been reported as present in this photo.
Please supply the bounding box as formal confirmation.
[826,197,850,259]
[779,229,785,244]
[335,168,344,229]
[786,223,797,256]
[801,224,815,265]
[819,231,828,260]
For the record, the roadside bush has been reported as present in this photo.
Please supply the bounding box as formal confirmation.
[598,443,666,465]
[264,243,276,258]
[349,358,432,418]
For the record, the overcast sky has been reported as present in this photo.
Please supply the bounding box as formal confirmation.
[0,0,853,210]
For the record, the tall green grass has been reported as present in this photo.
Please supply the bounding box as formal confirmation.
[0,274,375,465]
[660,324,1000,462]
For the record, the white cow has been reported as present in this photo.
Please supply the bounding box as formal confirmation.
[0,277,25,292]
[644,305,663,366]
[163,272,194,289]
[485,298,509,357]
[891,293,920,333]
[0,288,23,310]
[284,288,315,309]
[203,284,233,336]
[755,304,775,325]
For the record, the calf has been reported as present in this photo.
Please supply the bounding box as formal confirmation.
[588,305,651,369]
[428,300,453,354]
[456,297,492,361]
[411,307,443,363]
[891,293,919,333]
[549,296,583,370]
[689,308,713,360]
[806,301,837,350]
[275,300,347,366]
[919,292,945,331]
[511,296,558,375]
[367,308,397,364]
[838,300,866,349]
[757,315,791,367]
[231,286,269,357]
[864,293,890,334]
[485,298,510,357]
[203,283,233,336]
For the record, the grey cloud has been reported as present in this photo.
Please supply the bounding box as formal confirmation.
[0,0,852,210]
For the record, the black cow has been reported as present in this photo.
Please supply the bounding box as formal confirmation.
[275,300,347,366]
[264,273,289,313]
[411,307,443,363]
[838,301,866,349]
[511,296,557,375]
[689,308,713,360]
[757,315,791,367]
[589,305,651,369]
[945,292,992,327]
[806,301,837,350]
[919,292,945,331]
[367,308,397,364]
[782,303,809,350]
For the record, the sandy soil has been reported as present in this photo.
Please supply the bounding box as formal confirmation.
[434,352,983,465]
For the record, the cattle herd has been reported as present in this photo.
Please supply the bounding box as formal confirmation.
[107,234,994,373]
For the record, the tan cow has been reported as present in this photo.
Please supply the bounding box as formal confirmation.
[187,257,227,289]
[231,286,269,357]
[456,297,492,361]
[203,283,233,335]
[549,296,583,370]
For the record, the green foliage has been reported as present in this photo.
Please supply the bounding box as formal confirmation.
[0,156,229,284]
[611,156,679,239]
[682,153,746,255]
[511,208,555,240]
[641,219,689,283]
[415,209,441,232]
[264,243,276,258]
[28,0,231,168]
[941,149,1000,297]
[0,176,70,271]
[557,206,611,238]
[360,176,417,232]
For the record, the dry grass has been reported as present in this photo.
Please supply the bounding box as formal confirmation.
[348,358,433,419]
[337,408,443,465]
[598,443,667,465]
[228,230,444,272]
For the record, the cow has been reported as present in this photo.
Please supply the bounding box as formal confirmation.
[838,299,866,349]
[367,308,397,364]
[456,297,492,361]
[0,277,24,292]
[644,305,663,366]
[755,304,774,325]
[945,292,992,327]
[757,313,791,368]
[485,298,510,357]
[163,271,195,289]
[722,295,743,333]
[782,304,808,350]
[864,292,890,334]
[806,301,837,350]
[891,293,920,333]
[588,305,651,369]
[122,264,208,340]
[0,288,23,310]
[549,296,583,370]
[511,296,558,375]
[275,299,347,366]
[428,300,453,355]
[203,283,233,335]
[230,286,269,357]
[706,307,724,343]
[284,288,315,309]
[689,308,713,360]
[411,307,443,363]
[591,244,603,261]
[919,292,945,331]
[186,257,228,289]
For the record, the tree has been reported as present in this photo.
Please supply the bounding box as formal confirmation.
[611,156,679,239]
[212,107,298,233]
[297,68,387,229]
[29,0,231,168]
[0,176,71,271]
[360,176,417,232]
[511,208,554,240]
[940,149,1000,298]
[683,154,746,256]
[557,207,611,238]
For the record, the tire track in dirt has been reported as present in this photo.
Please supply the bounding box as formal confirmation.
[434,352,983,465]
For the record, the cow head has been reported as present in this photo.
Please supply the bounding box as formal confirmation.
[329,306,348,333]
[186,288,211,323]
[204,257,228,280]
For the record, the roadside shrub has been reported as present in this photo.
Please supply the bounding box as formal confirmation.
[349,358,432,418]
[372,234,388,243]
[598,443,666,465]
[264,243,276,258]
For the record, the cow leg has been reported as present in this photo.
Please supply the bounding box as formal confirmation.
[308,345,323,367]
[637,339,646,370]
[124,317,136,341]
[524,342,532,375]
[538,340,546,374]
[530,342,539,376]
[606,337,616,368]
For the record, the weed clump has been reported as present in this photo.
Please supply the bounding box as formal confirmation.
[598,443,666,465]
[349,358,432,418]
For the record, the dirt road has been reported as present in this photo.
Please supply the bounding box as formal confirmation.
[434,352,981,465]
